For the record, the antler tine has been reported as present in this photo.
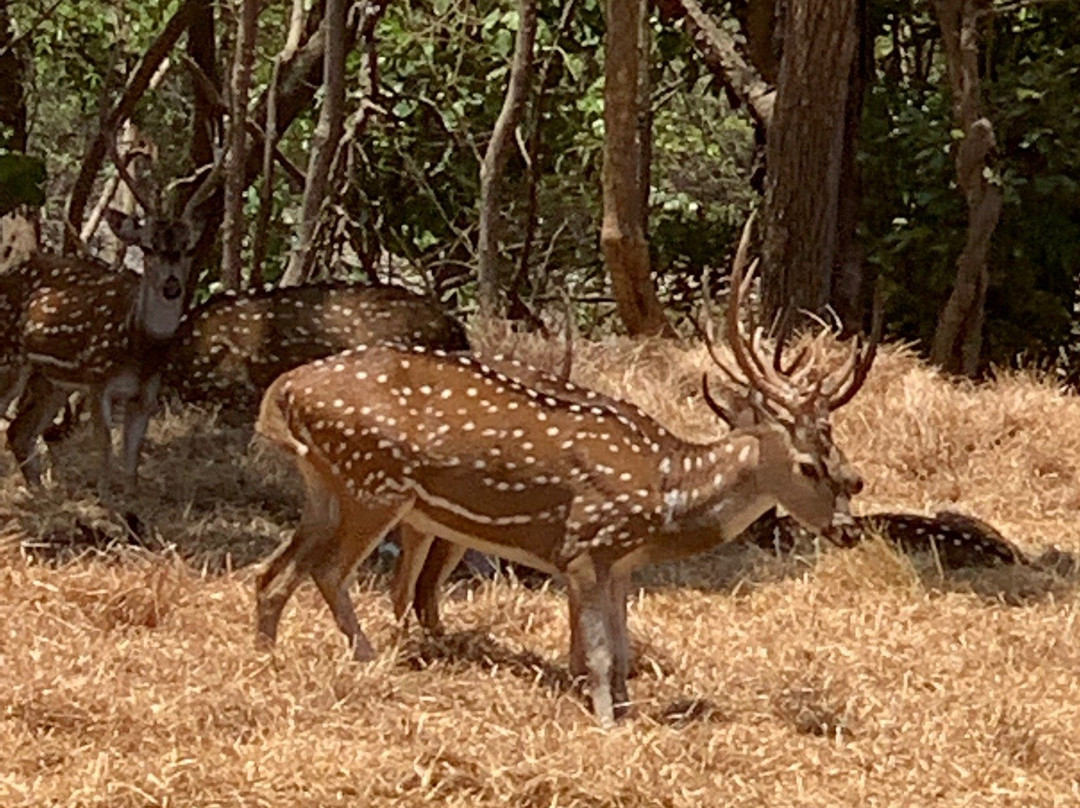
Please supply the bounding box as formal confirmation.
[692,308,751,390]
[107,135,159,217]
[697,259,752,390]
[828,281,883,411]
[179,142,230,223]
[701,373,737,427]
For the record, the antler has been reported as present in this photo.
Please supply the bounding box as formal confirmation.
[107,134,159,217]
[699,212,880,422]
[823,280,883,411]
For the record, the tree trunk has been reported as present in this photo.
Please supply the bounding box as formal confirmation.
[601,0,670,338]
[222,0,261,289]
[476,0,539,319]
[736,0,780,84]
[829,0,870,333]
[281,0,348,286]
[187,1,383,277]
[929,0,1001,376]
[187,0,220,171]
[0,0,27,152]
[761,0,859,329]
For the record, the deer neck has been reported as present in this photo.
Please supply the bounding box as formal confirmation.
[125,305,180,376]
[651,432,776,556]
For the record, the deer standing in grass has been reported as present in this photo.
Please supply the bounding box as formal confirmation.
[0,181,208,494]
[254,226,875,723]
[163,282,468,419]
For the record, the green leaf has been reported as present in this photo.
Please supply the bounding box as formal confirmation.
[0,152,46,217]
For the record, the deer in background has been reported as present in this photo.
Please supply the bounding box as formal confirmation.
[162,282,469,420]
[0,164,211,495]
[253,221,877,724]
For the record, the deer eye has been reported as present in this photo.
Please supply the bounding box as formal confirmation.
[797,460,822,481]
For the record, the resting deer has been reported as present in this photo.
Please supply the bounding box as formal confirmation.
[163,282,468,419]
[253,221,877,724]
[0,189,207,494]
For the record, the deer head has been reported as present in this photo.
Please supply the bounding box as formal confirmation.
[698,213,878,535]
[100,133,216,343]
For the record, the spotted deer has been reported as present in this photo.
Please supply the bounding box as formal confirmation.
[0,198,206,493]
[163,282,468,419]
[388,356,677,679]
[253,223,876,724]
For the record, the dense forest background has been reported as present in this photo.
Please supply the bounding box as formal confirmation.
[2,0,1078,376]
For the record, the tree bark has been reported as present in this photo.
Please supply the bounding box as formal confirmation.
[281,0,348,286]
[660,0,774,130]
[829,0,870,333]
[187,0,220,172]
[64,0,200,250]
[222,0,262,289]
[601,0,670,337]
[929,0,1001,376]
[476,0,539,318]
[761,0,859,328]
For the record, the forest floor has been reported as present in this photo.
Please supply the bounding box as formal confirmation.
[2,334,1080,807]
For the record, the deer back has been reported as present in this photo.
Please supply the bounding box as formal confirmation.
[7,253,142,386]
[168,282,468,415]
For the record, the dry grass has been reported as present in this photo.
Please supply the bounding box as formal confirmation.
[3,334,1080,806]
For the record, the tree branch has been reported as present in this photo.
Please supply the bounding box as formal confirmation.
[64,0,200,250]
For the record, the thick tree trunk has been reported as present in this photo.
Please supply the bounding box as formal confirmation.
[281,0,348,286]
[761,0,859,328]
[187,0,220,171]
[222,0,261,289]
[829,0,870,333]
[601,0,670,338]
[476,0,539,319]
[929,0,1001,376]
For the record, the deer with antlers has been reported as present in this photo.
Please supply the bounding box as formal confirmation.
[253,221,876,723]
[0,158,212,494]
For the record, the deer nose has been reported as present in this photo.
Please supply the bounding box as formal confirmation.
[849,476,864,496]
[163,276,183,301]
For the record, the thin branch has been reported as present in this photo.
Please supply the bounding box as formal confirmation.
[476,0,539,318]
[64,0,200,249]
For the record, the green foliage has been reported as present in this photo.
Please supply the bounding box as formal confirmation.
[861,2,1080,368]
[12,0,1080,366]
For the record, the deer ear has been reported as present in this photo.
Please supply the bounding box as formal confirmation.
[104,209,148,248]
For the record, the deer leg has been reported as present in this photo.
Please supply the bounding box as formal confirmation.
[93,387,116,499]
[118,375,160,494]
[7,374,70,486]
[309,495,414,661]
[567,557,618,726]
[397,534,467,635]
[389,525,435,623]
[0,364,30,419]
[568,581,586,680]
[256,459,342,651]
[608,571,631,715]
